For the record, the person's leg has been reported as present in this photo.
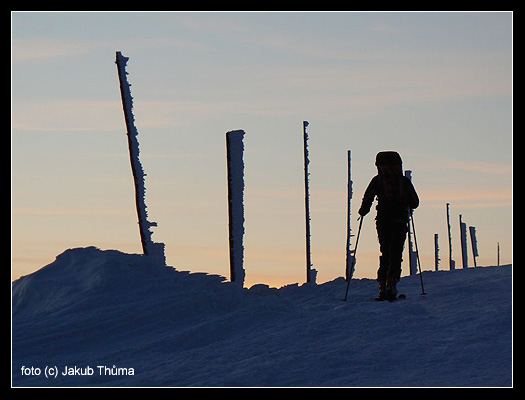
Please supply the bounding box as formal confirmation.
[386,219,408,281]
[384,219,408,298]
[376,219,390,297]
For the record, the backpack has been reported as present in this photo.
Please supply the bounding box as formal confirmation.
[375,152,406,217]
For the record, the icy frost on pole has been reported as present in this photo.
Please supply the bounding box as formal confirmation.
[345,150,354,281]
[434,233,440,271]
[226,130,245,286]
[459,214,468,268]
[469,226,478,268]
[115,51,165,263]
[446,203,455,270]
[405,170,418,275]
[303,121,315,284]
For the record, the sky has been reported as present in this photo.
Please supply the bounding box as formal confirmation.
[11,11,512,288]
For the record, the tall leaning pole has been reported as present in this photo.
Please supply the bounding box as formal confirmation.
[115,51,165,262]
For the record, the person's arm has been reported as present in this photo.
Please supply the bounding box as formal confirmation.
[404,177,419,210]
[358,176,378,216]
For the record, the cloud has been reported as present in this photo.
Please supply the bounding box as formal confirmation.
[418,187,511,209]
[11,97,288,134]
[411,153,512,176]
[12,207,135,216]
[12,35,212,63]
[441,159,512,176]
[12,100,123,132]
[408,154,512,209]
[12,37,95,60]
[172,13,248,35]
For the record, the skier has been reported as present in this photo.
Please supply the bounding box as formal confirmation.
[358,151,419,300]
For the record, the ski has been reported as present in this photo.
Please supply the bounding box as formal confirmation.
[375,293,406,302]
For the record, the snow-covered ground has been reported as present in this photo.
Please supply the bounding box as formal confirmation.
[12,247,512,387]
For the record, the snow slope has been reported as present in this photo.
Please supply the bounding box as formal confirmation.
[12,247,512,387]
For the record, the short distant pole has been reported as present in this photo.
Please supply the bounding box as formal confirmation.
[459,214,468,268]
[434,233,440,271]
[469,226,479,268]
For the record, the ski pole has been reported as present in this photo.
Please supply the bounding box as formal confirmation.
[343,216,364,301]
[410,211,427,295]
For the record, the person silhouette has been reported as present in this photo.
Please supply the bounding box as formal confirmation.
[358,151,419,300]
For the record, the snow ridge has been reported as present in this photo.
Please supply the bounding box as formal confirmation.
[12,247,512,387]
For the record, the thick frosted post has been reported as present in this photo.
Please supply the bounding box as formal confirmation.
[226,130,245,286]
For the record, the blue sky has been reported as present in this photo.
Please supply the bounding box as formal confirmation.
[12,11,512,287]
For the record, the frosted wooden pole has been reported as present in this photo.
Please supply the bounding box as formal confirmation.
[345,150,354,281]
[115,51,165,262]
[226,130,246,286]
[446,203,455,270]
[434,233,440,271]
[459,214,468,268]
[405,170,417,275]
[303,121,315,284]
[469,226,478,268]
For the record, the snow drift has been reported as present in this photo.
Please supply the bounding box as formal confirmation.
[12,247,512,387]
